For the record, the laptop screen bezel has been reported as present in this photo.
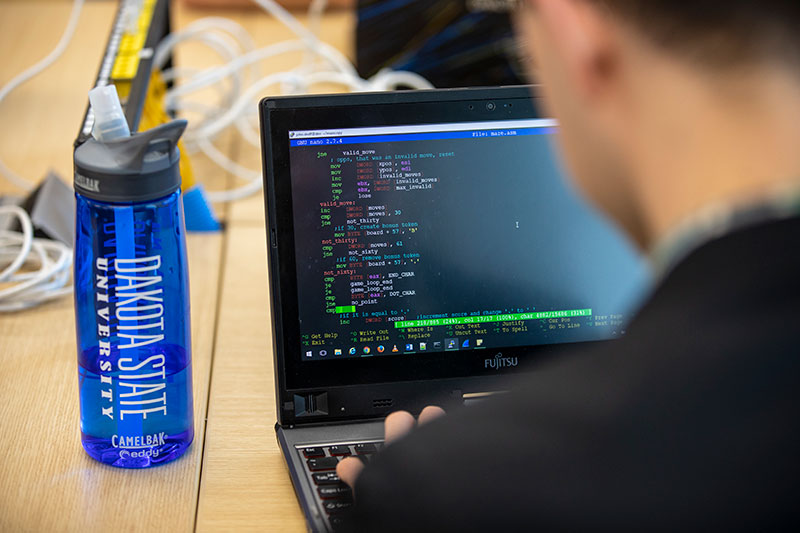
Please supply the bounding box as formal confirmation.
[260,87,618,398]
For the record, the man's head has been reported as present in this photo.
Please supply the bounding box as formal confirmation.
[581,1,800,68]
[515,0,800,248]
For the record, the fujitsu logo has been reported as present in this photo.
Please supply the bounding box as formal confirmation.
[485,353,518,370]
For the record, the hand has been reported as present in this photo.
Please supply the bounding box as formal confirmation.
[336,405,446,489]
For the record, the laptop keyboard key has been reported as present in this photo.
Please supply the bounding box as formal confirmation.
[307,457,339,471]
[329,516,351,531]
[303,441,385,526]
[303,447,325,458]
[354,443,377,455]
[328,445,352,456]
[323,500,354,515]
[318,485,352,500]
[312,472,341,485]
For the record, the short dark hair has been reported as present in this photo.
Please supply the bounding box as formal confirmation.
[596,0,800,68]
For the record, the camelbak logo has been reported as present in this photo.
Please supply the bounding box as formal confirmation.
[75,172,100,192]
[485,353,518,369]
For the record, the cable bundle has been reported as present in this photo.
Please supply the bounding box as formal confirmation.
[153,0,434,203]
[0,206,72,312]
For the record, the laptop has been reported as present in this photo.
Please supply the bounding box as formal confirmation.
[258,86,647,532]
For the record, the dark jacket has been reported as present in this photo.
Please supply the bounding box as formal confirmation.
[353,216,800,531]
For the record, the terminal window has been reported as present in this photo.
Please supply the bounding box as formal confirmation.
[288,120,647,361]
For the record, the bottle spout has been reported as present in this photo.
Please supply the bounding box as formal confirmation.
[89,85,130,142]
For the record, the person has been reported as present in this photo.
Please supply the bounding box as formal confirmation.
[335,0,800,530]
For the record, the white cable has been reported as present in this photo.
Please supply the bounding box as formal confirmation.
[196,69,418,204]
[250,0,320,47]
[369,68,436,91]
[163,40,309,107]
[166,32,244,105]
[196,138,261,182]
[308,0,329,41]
[0,0,85,191]
[205,177,265,204]
[192,71,307,141]
[235,114,263,147]
[0,205,73,312]
[0,206,33,281]
[153,17,258,71]
[303,0,329,70]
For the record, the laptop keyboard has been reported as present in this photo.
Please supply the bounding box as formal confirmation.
[298,441,383,531]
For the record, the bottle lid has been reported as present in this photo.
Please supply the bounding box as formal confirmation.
[73,120,187,203]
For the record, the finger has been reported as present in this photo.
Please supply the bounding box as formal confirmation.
[418,405,446,426]
[384,410,416,445]
[336,456,365,489]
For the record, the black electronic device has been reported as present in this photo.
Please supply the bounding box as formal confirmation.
[259,86,647,532]
[74,0,172,147]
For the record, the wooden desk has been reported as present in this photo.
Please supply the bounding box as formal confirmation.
[0,2,354,530]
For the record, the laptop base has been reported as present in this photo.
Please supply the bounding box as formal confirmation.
[277,421,384,532]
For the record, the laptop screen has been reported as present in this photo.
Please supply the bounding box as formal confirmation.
[286,117,647,363]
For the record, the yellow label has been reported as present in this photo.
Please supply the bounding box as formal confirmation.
[111,53,140,81]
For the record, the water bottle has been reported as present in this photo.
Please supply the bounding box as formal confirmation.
[73,86,193,468]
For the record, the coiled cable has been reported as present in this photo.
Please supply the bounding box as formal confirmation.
[0,205,72,312]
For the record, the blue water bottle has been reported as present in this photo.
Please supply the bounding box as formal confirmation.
[73,86,193,468]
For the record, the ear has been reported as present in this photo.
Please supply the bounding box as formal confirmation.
[528,0,621,100]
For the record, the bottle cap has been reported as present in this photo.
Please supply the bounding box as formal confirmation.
[73,120,187,203]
